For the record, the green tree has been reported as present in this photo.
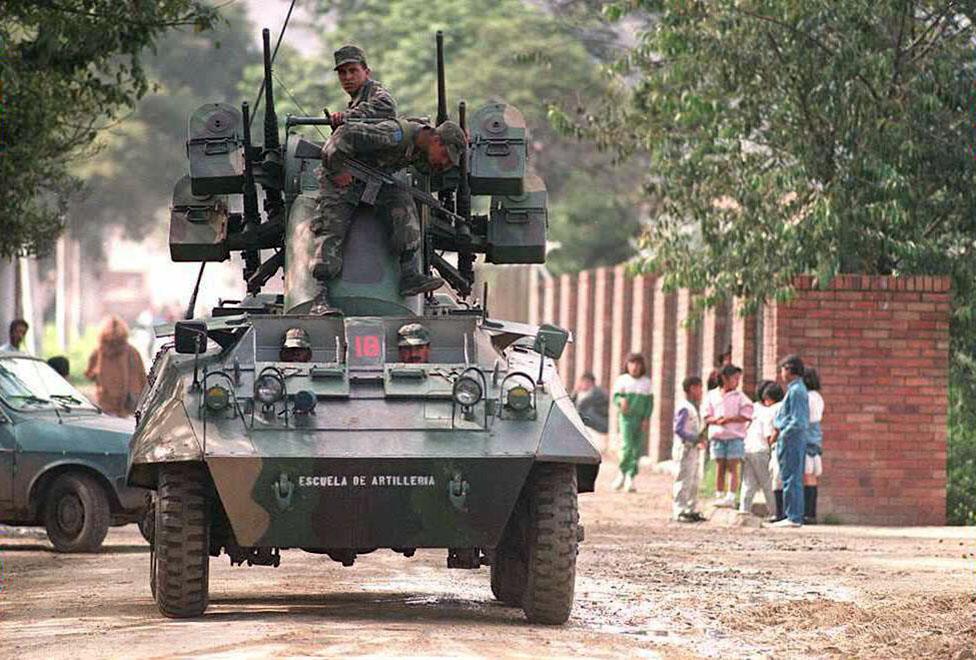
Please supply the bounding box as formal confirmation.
[575,1,976,308]
[249,0,643,272]
[0,0,220,258]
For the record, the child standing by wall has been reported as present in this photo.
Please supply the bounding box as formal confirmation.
[612,353,653,493]
[740,381,783,517]
[702,364,753,508]
[672,376,704,522]
[803,368,824,524]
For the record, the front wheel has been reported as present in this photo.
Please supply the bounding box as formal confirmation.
[521,464,579,625]
[43,473,111,552]
[153,463,211,618]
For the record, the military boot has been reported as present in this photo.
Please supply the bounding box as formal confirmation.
[398,252,443,296]
[309,286,341,316]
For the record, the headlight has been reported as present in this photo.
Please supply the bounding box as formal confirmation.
[505,385,532,412]
[293,389,316,414]
[453,376,483,407]
[204,384,231,412]
[255,372,284,404]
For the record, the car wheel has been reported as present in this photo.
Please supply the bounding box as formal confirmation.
[43,473,111,553]
[521,464,578,625]
[153,463,210,618]
[138,494,155,544]
[490,548,526,607]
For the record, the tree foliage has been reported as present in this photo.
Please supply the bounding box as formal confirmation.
[573,1,976,308]
[0,0,220,258]
[249,0,645,272]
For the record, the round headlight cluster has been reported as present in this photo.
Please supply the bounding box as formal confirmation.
[452,377,483,407]
[255,372,285,405]
[505,385,532,412]
[204,384,230,412]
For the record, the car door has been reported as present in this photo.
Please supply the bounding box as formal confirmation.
[0,408,14,508]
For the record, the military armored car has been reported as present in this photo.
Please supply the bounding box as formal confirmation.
[129,30,600,624]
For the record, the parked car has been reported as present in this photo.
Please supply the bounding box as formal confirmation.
[0,353,148,552]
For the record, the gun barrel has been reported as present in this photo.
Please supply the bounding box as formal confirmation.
[436,31,448,125]
[262,28,281,152]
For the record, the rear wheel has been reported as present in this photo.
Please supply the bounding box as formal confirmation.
[521,464,578,625]
[490,547,525,607]
[43,473,111,553]
[153,463,210,618]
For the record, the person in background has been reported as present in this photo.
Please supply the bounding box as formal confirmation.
[0,319,29,353]
[612,353,653,493]
[702,364,753,508]
[47,356,70,379]
[572,372,609,434]
[85,316,147,418]
[803,368,824,524]
[771,354,809,527]
[740,380,782,518]
[672,376,705,522]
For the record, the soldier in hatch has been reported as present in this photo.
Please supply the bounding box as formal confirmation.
[279,327,312,362]
[329,45,397,126]
[309,118,467,315]
[397,323,431,363]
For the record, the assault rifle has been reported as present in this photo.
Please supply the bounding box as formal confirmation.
[293,137,466,229]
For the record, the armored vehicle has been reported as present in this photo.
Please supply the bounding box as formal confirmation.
[128,30,599,624]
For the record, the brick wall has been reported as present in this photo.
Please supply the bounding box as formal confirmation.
[764,275,950,525]
[480,265,950,525]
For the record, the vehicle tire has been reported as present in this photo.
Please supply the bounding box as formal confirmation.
[490,549,525,607]
[43,473,111,553]
[153,463,210,618]
[521,463,578,625]
[138,494,155,544]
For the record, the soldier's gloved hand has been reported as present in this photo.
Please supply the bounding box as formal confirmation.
[330,111,345,127]
[331,171,353,187]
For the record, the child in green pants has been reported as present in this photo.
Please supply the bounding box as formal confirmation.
[612,353,653,492]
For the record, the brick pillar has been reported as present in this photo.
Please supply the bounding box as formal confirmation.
[768,274,950,525]
[701,297,731,382]
[630,274,655,357]
[574,270,595,382]
[609,265,634,391]
[558,273,577,384]
[527,267,542,326]
[674,289,703,403]
[731,298,760,397]
[591,267,615,392]
[649,279,677,462]
[542,274,559,325]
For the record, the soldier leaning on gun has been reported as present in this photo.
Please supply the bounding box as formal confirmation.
[309,117,467,315]
[329,45,396,126]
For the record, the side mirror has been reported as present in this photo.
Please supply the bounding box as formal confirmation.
[174,321,208,354]
[533,323,569,360]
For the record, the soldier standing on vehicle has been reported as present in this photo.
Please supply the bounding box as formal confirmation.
[329,45,397,126]
[279,327,312,363]
[309,118,466,315]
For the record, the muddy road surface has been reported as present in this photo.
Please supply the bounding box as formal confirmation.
[1,469,973,658]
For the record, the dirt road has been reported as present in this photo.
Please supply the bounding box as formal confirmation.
[1,469,973,659]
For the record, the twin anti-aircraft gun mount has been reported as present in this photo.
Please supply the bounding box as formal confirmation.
[169,30,546,305]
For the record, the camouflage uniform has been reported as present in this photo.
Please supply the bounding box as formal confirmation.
[312,119,426,282]
[343,78,396,122]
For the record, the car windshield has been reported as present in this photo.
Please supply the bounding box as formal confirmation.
[0,357,96,411]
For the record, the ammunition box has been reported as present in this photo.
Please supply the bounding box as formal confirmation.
[187,103,245,195]
[469,102,527,196]
[169,175,230,262]
[487,174,547,264]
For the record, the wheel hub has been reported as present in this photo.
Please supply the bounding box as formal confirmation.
[57,494,84,536]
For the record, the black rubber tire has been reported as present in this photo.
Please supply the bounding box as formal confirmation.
[153,463,210,618]
[43,473,111,553]
[138,494,155,544]
[490,548,525,607]
[521,464,578,625]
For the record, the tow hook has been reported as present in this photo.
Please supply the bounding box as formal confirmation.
[448,472,469,511]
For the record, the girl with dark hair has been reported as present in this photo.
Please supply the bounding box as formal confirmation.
[802,368,824,523]
[611,353,653,492]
